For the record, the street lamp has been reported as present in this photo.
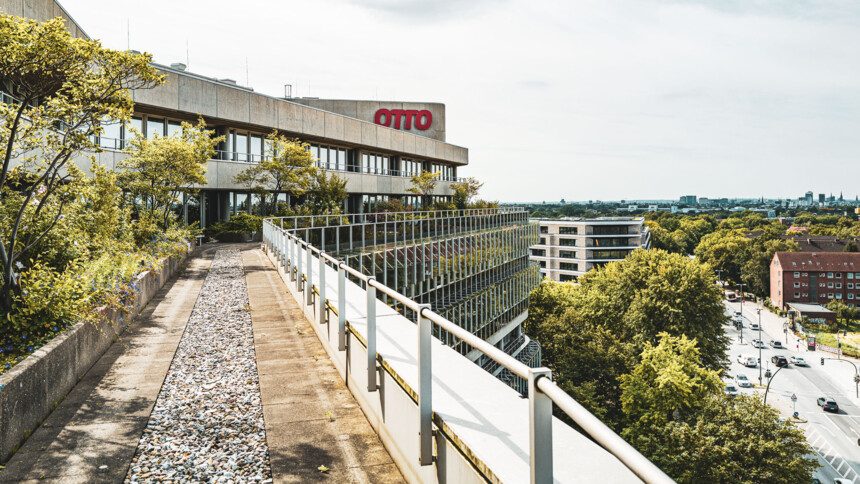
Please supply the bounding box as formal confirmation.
[738,282,747,344]
[763,364,786,405]
[757,308,763,385]
[716,269,724,288]
[821,357,859,398]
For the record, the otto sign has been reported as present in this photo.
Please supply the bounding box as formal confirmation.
[374,109,432,131]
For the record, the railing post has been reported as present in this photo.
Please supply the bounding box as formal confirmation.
[529,367,553,484]
[306,245,313,306]
[366,278,377,392]
[338,264,347,351]
[289,233,296,281]
[297,240,303,289]
[318,252,326,325]
[417,304,433,466]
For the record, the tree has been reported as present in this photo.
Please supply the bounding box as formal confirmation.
[450,176,483,209]
[304,169,347,215]
[694,229,751,284]
[0,13,163,310]
[234,133,317,215]
[627,395,817,483]
[118,119,221,230]
[620,333,721,430]
[407,170,439,208]
[845,241,859,252]
[741,236,799,296]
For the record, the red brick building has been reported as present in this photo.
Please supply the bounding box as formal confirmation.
[771,252,860,309]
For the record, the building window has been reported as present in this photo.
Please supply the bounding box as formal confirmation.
[837,273,843,278]
[560,262,578,271]
[539,226,548,234]
[559,227,578,235]
[794,272,800,278]
[559,239,577,247]
[146,117,164,139]
[837,283,842,289]
[363,152,390,175]
[836,293,843,299]
[559,250,575,259]
[401,158,423,177]
[828,283,834,289]
[167,120,182,137]
[794,292,800,298]
[849,283,855,289]
[560,274,576,282]
[850,273,855,279]
[849,293,855,300]
[802,272,808,276]
[828,293,834,298]
[820,283,826,287]
[794,282,800,288]
[828,272,834,278]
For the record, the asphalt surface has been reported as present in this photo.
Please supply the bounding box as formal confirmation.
[724,300,860,484]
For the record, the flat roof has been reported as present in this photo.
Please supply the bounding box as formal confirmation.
[787,302,834,314]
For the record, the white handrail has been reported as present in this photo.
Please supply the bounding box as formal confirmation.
[262,217,674,484]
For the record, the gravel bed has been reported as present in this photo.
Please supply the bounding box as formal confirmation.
[126,249,272,483]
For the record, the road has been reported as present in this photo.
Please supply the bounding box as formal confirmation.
[725,300,860,483]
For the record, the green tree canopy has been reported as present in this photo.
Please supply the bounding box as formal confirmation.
[118,119,221,230]
[234,133,317,215]
[304,169,347,215]
[694,229,751,283]
[450,176,483,209]
[0,13,163,309]
[407,170,439,208]
[740,236,800,296]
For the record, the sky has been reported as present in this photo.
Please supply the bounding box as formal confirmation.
[60,0,860,202]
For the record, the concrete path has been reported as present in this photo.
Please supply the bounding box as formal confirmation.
[242,248,404,484]
[0,250,212,482]
[0,244,403,483]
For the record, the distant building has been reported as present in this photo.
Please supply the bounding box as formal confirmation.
[770,252,860,309]
[698,197,710,206]
[680,195,697,205]
[819,193,826,204]
[531,218,650,282]
[782,235,860,252]
[806,191,814,204]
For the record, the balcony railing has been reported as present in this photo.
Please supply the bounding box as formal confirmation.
[263,213,673,484]
[88,137,462,182]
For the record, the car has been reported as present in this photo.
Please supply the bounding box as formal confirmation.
[734,311,742,318]
[790,356,807,366]
[750,322,760,331]
[725,384,739,398]
[817,397,839,412]
[737,354,757,367]
[834,478,853,484]
[771,355,789,367]
[770,340,784,349]
[751,339,765,349]
[735,373,753,388]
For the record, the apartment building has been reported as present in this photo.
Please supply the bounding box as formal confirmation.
[0,0,467,226]
[771,252,860,309]
[530,217,651,282]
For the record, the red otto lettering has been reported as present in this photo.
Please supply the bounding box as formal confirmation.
[373,109,433,130]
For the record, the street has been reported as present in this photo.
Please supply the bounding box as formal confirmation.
[724,300,860,483]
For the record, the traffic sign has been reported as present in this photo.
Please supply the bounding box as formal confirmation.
[791,394,797,401]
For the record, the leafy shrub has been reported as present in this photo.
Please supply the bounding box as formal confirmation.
[204,213,262,239]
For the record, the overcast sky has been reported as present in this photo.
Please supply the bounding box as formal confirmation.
[61,0,860,202]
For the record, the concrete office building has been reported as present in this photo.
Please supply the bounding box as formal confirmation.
[530,217,651,282]
[0,0,468,227]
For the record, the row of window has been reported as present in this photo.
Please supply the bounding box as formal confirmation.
[95,116,458,179]
[791,271,860,279]
[793,282,860,289]
[793,292,860,300]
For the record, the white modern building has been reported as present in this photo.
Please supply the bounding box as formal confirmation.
[530,217,651,282]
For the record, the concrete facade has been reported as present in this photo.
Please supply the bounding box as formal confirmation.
[291,99,447,142]
[530,218,651,282]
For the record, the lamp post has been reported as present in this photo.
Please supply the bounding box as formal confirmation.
[716,269,724,289]
[757,308,763,385]
[821,357,859,398]
[738,282,747,344]
[763,364,786,405]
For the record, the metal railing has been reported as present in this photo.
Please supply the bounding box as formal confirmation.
[263,215,673,484]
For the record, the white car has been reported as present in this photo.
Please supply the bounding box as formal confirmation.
[725,384,739,397]
[736,354,757,367]
[750,323,760,331]
[735,374,753,388]
[751,339,765,349]
[790,356,808,366]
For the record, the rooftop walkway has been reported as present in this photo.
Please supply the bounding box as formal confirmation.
[0,244,401,483]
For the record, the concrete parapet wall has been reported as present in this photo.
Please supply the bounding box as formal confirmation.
[0,248,189,463]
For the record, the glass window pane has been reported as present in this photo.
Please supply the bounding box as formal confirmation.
[146,118,164,139]
[100,121,122,150]
[167,121,182,137]
[235,133,248,161]
[320,147,329,168]
[124,117,143,147]
[250,135,262,163]
[236,193,248,212]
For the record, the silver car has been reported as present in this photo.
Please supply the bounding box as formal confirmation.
[735,374,753,388]
[725,384,739,397]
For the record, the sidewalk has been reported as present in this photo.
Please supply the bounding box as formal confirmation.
[242,247,403,484]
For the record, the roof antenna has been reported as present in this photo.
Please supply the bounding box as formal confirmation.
[126,18,130,50]
[186,39,190,69]
[245,57,249,86]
